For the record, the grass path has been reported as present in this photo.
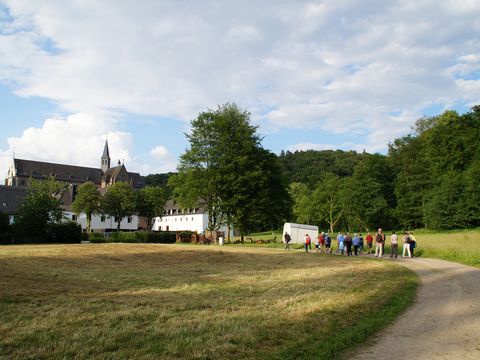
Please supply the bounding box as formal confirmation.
[0,244,417,359]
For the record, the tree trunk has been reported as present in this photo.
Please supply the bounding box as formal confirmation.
[226,223,231,243]
[117,219,121,231]
[87,213,92,234]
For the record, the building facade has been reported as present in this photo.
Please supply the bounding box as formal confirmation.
[2,141,144,231]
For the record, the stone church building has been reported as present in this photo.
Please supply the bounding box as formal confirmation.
[1,141,144,231]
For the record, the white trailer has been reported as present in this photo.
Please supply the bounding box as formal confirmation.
[282,223,319,244]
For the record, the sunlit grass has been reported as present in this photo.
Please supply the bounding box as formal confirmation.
[0,244,417,359]
[405,228,480,267]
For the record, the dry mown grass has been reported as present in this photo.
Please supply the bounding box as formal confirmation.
[0,244,417,359]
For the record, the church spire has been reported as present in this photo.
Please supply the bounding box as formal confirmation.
[101,140,111,172]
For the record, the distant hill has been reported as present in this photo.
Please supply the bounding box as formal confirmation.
[278,149,365,187]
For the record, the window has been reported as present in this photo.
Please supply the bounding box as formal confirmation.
[159,226,162,231]
[101,215,106,222]
[127,217,132,223]
[71,214,77,221]
[114,216,119,223]
[72,185,78,202]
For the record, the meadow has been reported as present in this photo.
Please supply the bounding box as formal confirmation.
[406,228,480,268]
[0,244,417,359]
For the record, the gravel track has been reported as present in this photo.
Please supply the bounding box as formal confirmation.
[350,257,480,360]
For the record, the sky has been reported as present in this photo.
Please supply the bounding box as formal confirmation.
[1,0,479,178]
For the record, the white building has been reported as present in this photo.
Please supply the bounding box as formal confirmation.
[152,200,233,236]
[63,211,139,232]
[152,200,207,233]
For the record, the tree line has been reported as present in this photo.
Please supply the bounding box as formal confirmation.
[2,104,477,242]
[284,106,480,231]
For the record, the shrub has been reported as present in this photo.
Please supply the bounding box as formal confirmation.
[88,232,107,243]
[0,233,13,245]
[46,222,82,244]
[87,231,177,244]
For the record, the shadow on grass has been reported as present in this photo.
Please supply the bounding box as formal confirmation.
[0,244,419,359]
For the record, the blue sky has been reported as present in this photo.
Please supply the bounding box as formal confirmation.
[1,0,479,177]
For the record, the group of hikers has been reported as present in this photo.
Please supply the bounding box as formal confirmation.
[283,228,417,258]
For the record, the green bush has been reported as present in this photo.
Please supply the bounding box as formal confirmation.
[0,233,13,245]
[8,221,81,244]
[88,232,107,243]
[46,222,82,244]
[87,231,177,244]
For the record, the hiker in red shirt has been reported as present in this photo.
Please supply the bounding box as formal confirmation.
[365,232,374,254]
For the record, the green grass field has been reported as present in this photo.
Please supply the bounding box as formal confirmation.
[0,244,417,359]
[401,228,480,268]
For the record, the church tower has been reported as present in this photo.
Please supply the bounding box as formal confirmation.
[101,140,111,173]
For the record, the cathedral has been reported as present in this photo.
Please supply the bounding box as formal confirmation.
[1,141,144,230]
[5,140,144,191]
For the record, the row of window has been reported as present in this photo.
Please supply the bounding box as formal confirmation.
[158,216,195,222]
[165,208,199,215]
[70,214,133,223]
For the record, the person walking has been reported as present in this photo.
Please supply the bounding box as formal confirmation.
[284,232,291,251]
[314,234,320,253]
[304,234,311,253]
[338,233,345,255]
[353,233,360,256]
[409,232,417,257]
[345,232,353,256]
[319,232,326,254]
[365,232,374,254]
[390,231,398,258]
[325,233,332,254]
[336,232,344,254]
[358,233,364,254]
[375,228,385,258]
[402,232,412,258]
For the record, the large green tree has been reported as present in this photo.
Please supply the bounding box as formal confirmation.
[72,182,101,233]
[101,182,136,230]
[170,103,290,240]
[15,177,67,240]
[311,172,344,234]
[340,158,389,232]
[136,186,166,230]
[289,182,314,224]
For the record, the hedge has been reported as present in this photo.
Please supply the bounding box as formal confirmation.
[88,231,176,244]
[3,221,82,244]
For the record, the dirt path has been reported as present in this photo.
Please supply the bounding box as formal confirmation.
[350,257,480,360]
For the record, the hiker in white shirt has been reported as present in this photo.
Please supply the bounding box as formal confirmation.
[402,232,412,258]
[390,231,398,258]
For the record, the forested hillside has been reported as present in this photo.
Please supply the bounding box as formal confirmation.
[284,106,480,231]
[148,106,480,232]
[278,149,364,187]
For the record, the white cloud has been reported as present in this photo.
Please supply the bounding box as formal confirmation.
[0,112,129,175]
[0,0,479,162]
[145,145,177,173]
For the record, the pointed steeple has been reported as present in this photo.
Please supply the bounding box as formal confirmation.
[101,140,111,173]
